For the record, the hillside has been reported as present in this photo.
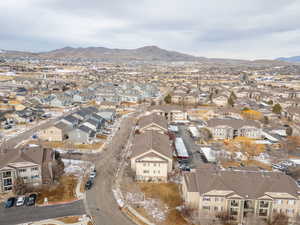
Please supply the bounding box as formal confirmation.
[277,56,300,63]
[0,45,296,65]
[38,45,200,61]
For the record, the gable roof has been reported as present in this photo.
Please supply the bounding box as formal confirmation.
[207,118,261,129]
[184,168,299,199]
[131,131,172,159]
[138,113,168,131]
[0,146,53,169]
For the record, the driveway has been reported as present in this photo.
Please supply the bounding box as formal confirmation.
[0,200,85,225]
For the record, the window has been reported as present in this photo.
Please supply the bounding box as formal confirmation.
[203,197,211,201]
[22,176,28,180]
[3,178,12,186]
[259,209,268,217]
[31,167,38,171]
[153,170,156,174]
[276,200,283,205]
[153,163,156,167]
[31,175,39,179]
[19,168,27,173]
[143,170,149,174]
[214,207,218,211]
[215,197,219,202]
[231,200,239,207]
[203,206,210,210]
[286,209,294,214]
[3,171,12,178]
[288,200,295,205]
[259,201,269,208]
[157,170,160,174]
[143,163,146,167]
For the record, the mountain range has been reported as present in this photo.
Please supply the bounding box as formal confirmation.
[0,45,296,65]
[276,56,300,63]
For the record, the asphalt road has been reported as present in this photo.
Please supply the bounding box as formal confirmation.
[86,115,136,225]
[2,109,77,149]
[0,200,85,225]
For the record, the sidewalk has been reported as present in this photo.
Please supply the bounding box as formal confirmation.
[112,112,155,225]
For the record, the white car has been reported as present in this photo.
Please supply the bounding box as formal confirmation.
[90,171,97,179]
[16,196,26,207]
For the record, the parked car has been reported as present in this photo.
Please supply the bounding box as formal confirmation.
[4,197,15,208]
[4,125,12,129]
[26,193,37,206]
[90,170,97,180]
[16,196,26,207]
[85,180,93,190]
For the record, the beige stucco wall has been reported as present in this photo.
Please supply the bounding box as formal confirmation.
[131,150,173,182]
[38,126,63,141]
[17,165,42,185]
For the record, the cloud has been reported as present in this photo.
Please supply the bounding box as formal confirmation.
[0,0,300,59]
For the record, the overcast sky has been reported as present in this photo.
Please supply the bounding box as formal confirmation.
[1,0,300,59]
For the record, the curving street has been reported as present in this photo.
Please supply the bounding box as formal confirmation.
[85,114,136,225]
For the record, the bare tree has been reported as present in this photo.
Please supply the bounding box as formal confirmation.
[52,151,65,181]
[13,177,27,195]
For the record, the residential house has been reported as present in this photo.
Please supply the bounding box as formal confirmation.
[67,125,96,144]
[213,94,229,107]
[38,121,72,141]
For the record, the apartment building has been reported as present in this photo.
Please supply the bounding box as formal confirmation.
[130,131,173,182]
[148,105,188,123]
[0,145,55,193]
[182,168,300,223]
[207,118,261,139]
[138,113,168,134]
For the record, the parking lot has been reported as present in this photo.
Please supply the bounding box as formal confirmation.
[176,125,205,169]
[0,200,85,225]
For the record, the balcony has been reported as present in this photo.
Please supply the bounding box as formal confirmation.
[2,171,12,178]
[230,208,238,216]
[230,200,239,207]
[259,201,269,208]
[244,200,254,212]
[259,209,268,217]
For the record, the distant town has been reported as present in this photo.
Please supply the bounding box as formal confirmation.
[0,48,300,225]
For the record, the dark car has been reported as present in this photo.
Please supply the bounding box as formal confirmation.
[4,197,16,208]
[85,180,93,190]
[26,194,37,206]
